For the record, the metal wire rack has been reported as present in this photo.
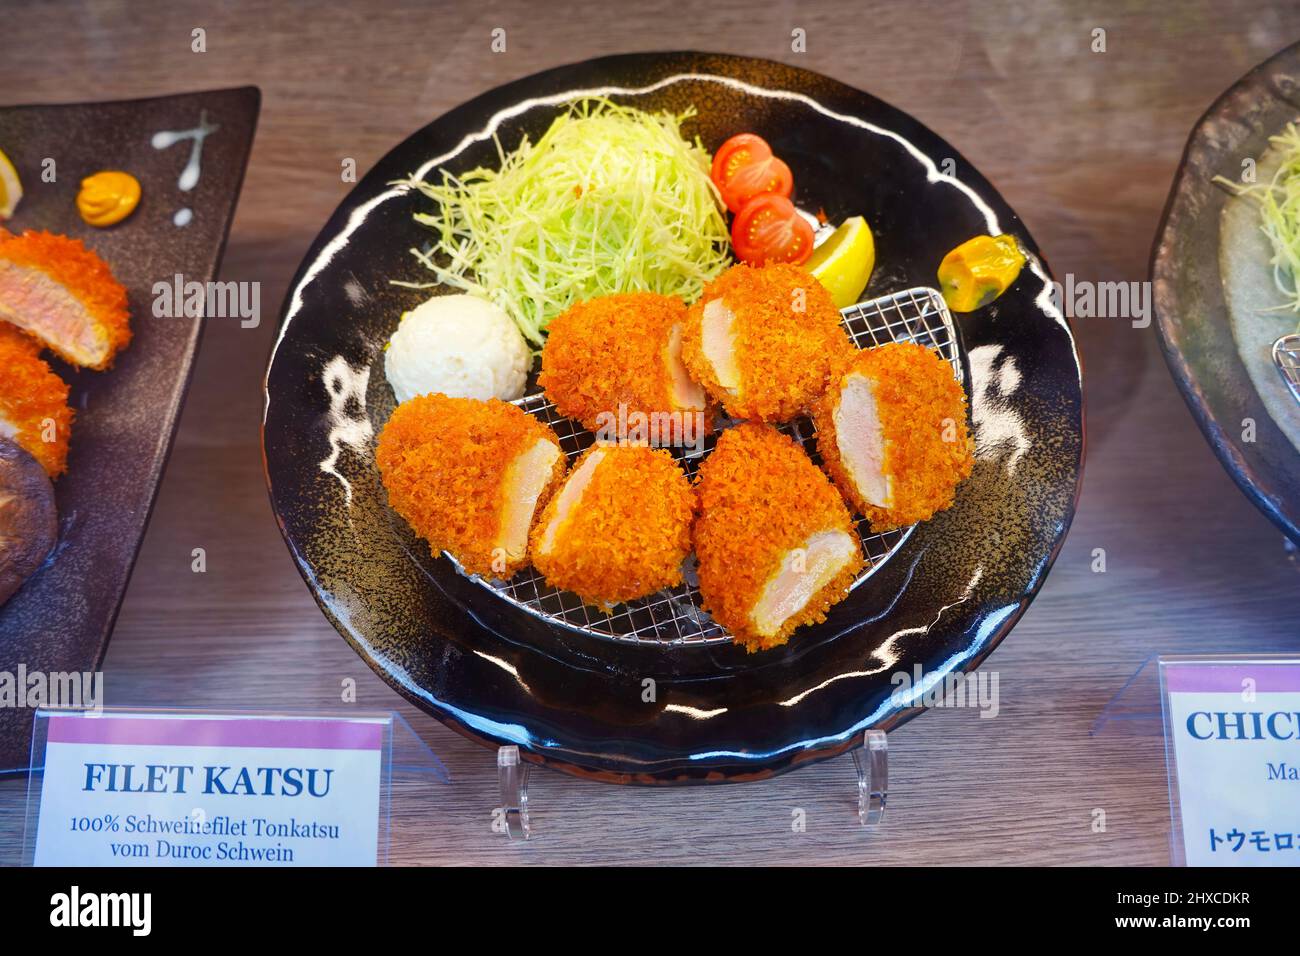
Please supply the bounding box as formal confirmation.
[1272,333,1300,406]
[449,286,962,646]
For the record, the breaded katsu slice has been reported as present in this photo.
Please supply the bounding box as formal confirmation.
[813,342,974,531]
[376,394,566,578]
[0,231,131,370]
[681,262,852,423]
[531,442,694,607]
[0,323,74,478]
[539,292,707,434]
[694,423,864,652]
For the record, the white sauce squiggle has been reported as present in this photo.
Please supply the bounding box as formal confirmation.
[152,110,220,227]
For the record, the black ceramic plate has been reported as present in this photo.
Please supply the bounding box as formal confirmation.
[1153,41,1300,544]
[0,88,259,771]
[264,53,1082,784]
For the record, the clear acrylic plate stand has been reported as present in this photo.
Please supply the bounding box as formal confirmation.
[494,728,888,841]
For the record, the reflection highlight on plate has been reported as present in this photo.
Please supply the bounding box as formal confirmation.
[319,356,372,504]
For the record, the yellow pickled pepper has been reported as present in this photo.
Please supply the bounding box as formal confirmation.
[937,234,1025,312]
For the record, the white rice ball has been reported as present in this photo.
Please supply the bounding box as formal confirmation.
[384,294,531,403]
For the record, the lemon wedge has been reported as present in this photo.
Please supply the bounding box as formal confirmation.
[807,216,875,308]
[0,147,21,220]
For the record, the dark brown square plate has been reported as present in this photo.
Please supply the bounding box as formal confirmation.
[0,87,259,770]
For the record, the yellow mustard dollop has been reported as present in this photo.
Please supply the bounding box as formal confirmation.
[76,170,141,227]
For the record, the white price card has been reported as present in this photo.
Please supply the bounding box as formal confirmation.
[28,712,388,866]
[1161,659,1300,867]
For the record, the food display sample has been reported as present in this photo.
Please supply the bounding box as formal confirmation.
[374,219,974,650]
[0,229,131,369]
[694,423,864,652]
[0,86,260,775]
[373,264,970,650]
[363,95,999,653]
[814,342,975,530]
[375,393,566,578]
[0,322,74,477]
[538,291,705,432]
[531,443,695,606]
[0,224,132,607]
[264,53,1082,781]
[681,262,852,423]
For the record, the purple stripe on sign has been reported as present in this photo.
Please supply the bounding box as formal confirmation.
[1165,663,1300,694]
[45,715,385,751]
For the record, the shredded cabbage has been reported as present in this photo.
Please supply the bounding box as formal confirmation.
[396,98,732,346]
[1216,122,1300,318]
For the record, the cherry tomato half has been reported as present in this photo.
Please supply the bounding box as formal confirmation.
[710,133,772,191]
[731,194,815,266]
[719,154,793,214]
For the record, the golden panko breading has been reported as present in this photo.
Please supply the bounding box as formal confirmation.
[681,262,851,423]
[375,393,566,578]
[0,230,131,370]
[538,292,709,436]
[0,322,74,478]
[530,442,695,607]
[694,423,863,652]
[813,342,974,531]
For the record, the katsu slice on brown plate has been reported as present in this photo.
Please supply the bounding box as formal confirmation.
[0,226,132,608]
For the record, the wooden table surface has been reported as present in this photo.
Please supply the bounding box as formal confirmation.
[3,0,1299,865]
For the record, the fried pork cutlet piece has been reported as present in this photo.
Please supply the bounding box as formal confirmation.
[813,342,974,531]
[530,442,695,607]
[0,323,74,478]
[0,437,58,608]
[694,423,863,652]
[538,292,707,435]
[375,394,566,578]
[0,230,131,370]
[681,262,852,423]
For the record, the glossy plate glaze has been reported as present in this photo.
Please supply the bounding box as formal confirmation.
[1152,41,1300,544]
[0,87,260,771]
[263,53,1082,784]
